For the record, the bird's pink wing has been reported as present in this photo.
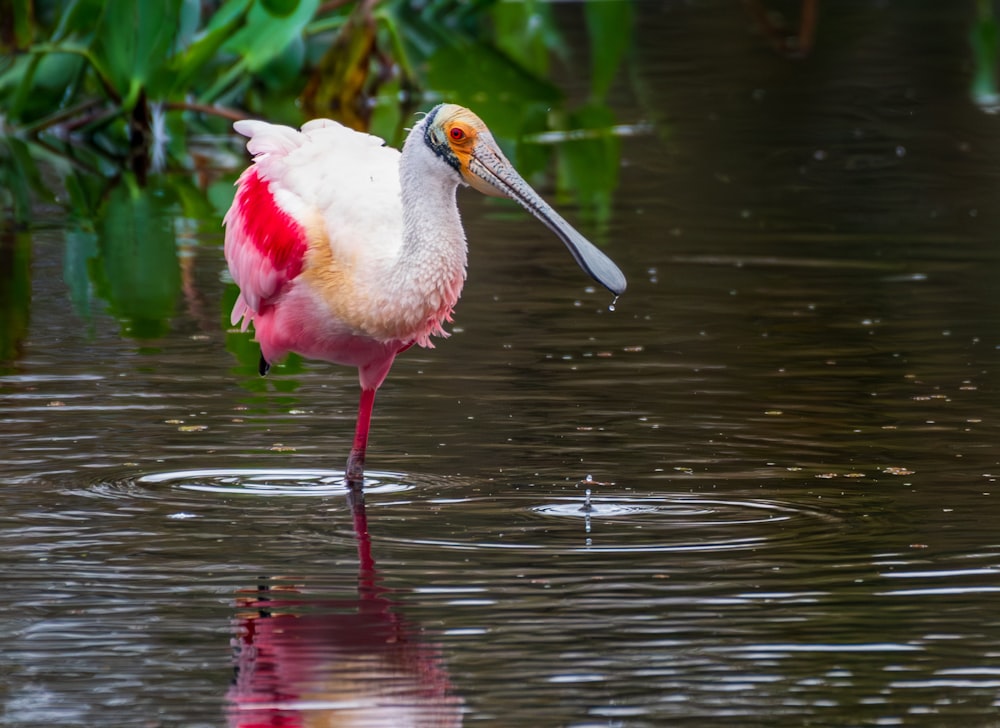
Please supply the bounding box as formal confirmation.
[224,119,321,330]
[224,163,309,329]
[223,119,399,331]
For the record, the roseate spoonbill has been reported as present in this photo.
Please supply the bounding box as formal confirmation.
[224,104,626,484]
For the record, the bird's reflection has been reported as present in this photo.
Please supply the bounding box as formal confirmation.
[227,484,463,727]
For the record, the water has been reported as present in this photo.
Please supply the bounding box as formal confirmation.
[4,2,1000,726]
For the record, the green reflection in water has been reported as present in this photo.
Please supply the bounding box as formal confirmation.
[0,227,31,371]
[94,178,181,338]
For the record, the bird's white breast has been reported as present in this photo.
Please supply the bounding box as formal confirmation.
[240,117,469,347]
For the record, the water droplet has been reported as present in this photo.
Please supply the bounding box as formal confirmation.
[608,296,619,312]
[580,488,593,513]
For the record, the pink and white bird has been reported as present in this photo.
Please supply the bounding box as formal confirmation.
[224,104,626,484]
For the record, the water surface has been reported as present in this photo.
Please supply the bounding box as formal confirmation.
[4,3,1000,726]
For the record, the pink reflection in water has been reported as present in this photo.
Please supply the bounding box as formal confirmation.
[227,485,463,727]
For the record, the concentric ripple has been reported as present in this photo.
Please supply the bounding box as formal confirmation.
[539,492,842,552]
[374,488,844,555]
[79,468,846,558]
[533,494,800,523]
[136,468,414,497]
[532,496,800,525]
[80,468,417,506]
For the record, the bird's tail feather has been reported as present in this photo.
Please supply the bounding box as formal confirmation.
[230,293,254,331]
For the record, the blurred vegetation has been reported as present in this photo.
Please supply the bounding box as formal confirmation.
[0,0,637,362]
[0,0,635,214]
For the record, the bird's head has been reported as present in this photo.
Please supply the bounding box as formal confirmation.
[421,104,510,198]
[416,104,627,297]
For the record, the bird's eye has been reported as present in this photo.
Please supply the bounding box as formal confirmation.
[449,127,466,141]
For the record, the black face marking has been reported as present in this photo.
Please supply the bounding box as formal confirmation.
[422,104,461,172]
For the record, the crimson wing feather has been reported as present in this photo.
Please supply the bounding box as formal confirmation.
[223,167,308,329]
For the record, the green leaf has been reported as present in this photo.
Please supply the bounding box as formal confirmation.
[224,0,320,72]
[51,0,108,43]
[91,0,184,107]
[0,136,52,224]
[63,164,108,221]
[2,51,87,122]
[584,0,633,102]
[161,0,251,98]
[8,0,35,48]
[177,0,203,47]
[256,32,306,90]
[260,0,301,18]
[490,0,561,77]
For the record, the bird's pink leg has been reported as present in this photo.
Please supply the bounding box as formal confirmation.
[346,350,402,485]
[345,387,376,484]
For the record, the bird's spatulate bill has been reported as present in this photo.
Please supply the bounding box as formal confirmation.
[529,201,627,297]
[468,146,627,297]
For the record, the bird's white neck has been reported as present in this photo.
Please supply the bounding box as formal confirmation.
[399,153,465,262]
[378,133,469,345]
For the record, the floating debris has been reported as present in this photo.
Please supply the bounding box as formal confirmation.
[882,466,915,476]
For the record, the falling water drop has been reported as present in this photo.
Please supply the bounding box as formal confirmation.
[583,488,593,546]
[608,295,619,312]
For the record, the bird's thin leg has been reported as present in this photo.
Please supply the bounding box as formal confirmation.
[345,387,376,484]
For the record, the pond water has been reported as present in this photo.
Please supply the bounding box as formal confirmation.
[4,2,1000,726]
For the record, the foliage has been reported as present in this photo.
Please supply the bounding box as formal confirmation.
[1,0,634,186]
[0,0,638,356]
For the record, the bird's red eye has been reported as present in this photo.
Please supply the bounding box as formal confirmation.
[449,127,466,141]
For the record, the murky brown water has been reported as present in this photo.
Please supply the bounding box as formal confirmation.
[5,3,1000,726]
